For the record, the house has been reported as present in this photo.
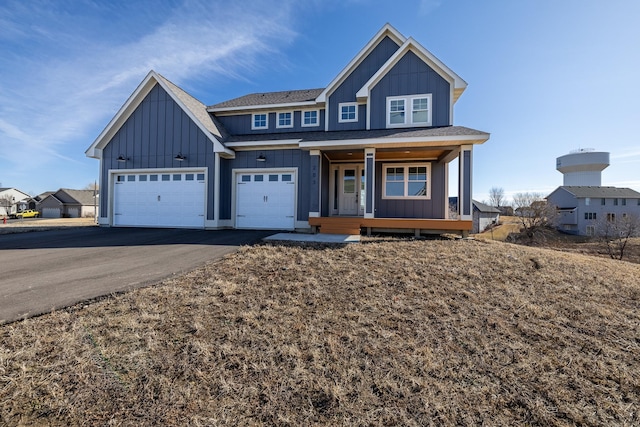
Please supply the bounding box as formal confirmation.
[38,189,99,218]
[449,197,500,233]
[0,188,31,217]
[86,24,489,235]
[547,186,640,236]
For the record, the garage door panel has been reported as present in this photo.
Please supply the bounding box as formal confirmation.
[113,172,205,228]
[236,172,295,230]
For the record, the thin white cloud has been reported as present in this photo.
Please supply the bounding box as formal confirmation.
[419,0,442,15]
[0,0,298,182]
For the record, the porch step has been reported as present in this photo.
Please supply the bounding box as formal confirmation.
[309,217,363,235]
[318,225,362,235]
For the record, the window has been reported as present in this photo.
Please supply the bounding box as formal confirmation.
[117,175,125,182]
[383,163,430,199]
[586,225,595,236]
[173,174,182,181]
[302,110,319,127]
[269,174,278,182]
[387,94,432,128]
[252,113,268,130]
[150,175,158,181]
[282,174,292,182]
[277,111,293,128]
[585,197,590,206]
[622,198,627,206]
[584,212,596,220]
[185,174,194,181]
[254,175,264,182]
[127,175,135,182]
[607,213,616,222]
[162,174,170,181]
[139,175,147,182]
[614,198,619,206]
[241,175,251,182]
[601,198,606,205]
[197,173,205,181]
[338,102,358,123]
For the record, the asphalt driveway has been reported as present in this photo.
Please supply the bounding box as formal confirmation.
[0,227,272,324]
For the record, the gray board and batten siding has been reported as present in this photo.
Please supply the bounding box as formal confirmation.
[216,110,326,136]
[328,36,400,131]
[101,84,217,220]
[374,160,447,219]
[218,149,312,222]
[369,50,451,129]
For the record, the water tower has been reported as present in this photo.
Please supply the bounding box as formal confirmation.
[556,148,610,186]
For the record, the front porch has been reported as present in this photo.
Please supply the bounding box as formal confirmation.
[308,216,472,237]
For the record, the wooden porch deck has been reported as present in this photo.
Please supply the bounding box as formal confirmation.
[308,217,472,236]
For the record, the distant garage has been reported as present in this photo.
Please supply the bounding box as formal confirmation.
[235,170,296,230]
[112,170,206,228]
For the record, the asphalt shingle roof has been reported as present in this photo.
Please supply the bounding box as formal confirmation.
[208,88,325,109]
[558,186,640,198]
[224,126,489,143]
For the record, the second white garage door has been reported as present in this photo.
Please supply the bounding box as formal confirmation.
[113,171,206,228]
[236,171,295,230]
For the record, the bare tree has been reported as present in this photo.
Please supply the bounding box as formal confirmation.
[84,182,99,191]
[512,192,557,242]
[0,193,14,217]
[594,213,640,260]
[489,187,505,208]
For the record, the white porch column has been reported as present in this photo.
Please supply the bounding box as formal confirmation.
[309,150,321,217]
[364,148,375,218]
[458,145,473,220]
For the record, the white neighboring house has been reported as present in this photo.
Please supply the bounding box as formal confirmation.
[0,188,31,217]
[547,186,640,236]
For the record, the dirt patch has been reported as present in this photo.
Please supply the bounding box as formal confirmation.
[1,238,639,425]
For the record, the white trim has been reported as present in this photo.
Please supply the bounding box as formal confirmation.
[208,100,318,113]
[231,167,298,230]
[301,109,320,127]
[214,152,220,226]
[386,94,432,128]
[338,102,358,123]
[299,133,490,150]
[251,113,269,130]
[224,139,301,149]
[308,212,320,218]
[364,148,376,219]
[316,24,407,103]
[276,111,294,129]
[382,162,431,200]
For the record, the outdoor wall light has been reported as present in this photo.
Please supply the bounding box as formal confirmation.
[174,153,186,161]
[116,155,128,162]
[256,154,266,162]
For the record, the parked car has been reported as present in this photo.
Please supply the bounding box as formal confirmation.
[15,210,40,218]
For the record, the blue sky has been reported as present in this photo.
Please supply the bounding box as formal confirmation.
[1,0,639,203]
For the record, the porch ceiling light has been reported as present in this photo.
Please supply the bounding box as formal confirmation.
[116,155,128,162]
[256,154,266,162]
[174,153,186,161]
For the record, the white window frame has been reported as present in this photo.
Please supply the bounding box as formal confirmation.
[251,113,268,130]
[276,111,293,129]
[338,102,358,123]
[386,94,432,128]
[382,163,431,200]
[301,109,319,127]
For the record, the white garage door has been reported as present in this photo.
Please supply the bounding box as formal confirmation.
[42,208,61,218]
[236,171,295,230]
[113,171,206,228]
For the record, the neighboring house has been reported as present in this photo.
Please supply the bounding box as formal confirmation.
[86,24,489,235]
[547,186,640,236]
[449,197,501,233]
[38,189,99,218]
[0,188,31,217]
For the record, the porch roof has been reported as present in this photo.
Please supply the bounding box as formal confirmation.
[224,125,488,145]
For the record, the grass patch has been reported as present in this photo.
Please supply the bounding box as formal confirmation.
[2,239,640,425]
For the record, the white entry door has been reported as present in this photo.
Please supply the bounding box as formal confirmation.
[338,165,364,216]
[236,171,296,230]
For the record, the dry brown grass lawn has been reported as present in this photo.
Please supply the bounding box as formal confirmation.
[2,238,640,425]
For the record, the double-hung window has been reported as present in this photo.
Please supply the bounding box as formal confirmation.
[383,163,430,199]
[302,110,319,127]
[386,94,432,128]
[277,111,293,128]
[338,102,358,123]
[252,113,268,130]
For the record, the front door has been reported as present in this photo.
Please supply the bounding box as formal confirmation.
[338,165,364,216]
